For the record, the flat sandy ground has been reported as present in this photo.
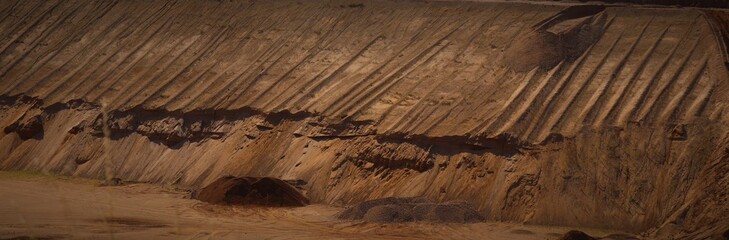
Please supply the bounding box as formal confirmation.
[0,172,621,240]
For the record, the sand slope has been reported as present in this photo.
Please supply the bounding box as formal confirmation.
[1,0,728,237]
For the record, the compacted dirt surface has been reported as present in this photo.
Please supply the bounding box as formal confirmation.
[0,173,622,240]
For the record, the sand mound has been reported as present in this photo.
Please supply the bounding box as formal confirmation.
[362,204,415,223]
[503,5,606,72]
[337,197,484,223]
[558,230,596,240]
[600,233,640,240]
[336,197,428,220]
[195,176,309,207]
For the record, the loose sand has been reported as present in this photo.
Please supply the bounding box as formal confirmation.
[0,172,626,240]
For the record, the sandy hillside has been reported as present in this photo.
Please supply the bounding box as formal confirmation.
[0,0,728,238]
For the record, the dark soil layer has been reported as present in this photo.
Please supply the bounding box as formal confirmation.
[195,176,309,207]
[337,197,484,223]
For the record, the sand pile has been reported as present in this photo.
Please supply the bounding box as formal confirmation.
[557,231,641,240]
[337,197,484,223]
[502,5,607,72]
[195,176,309,207]
[1,0,727,237]
[558,230,596,240]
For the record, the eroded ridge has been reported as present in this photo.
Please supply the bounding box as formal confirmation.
[0,1,726,144]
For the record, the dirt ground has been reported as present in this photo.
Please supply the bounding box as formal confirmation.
[0,172,624,240]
